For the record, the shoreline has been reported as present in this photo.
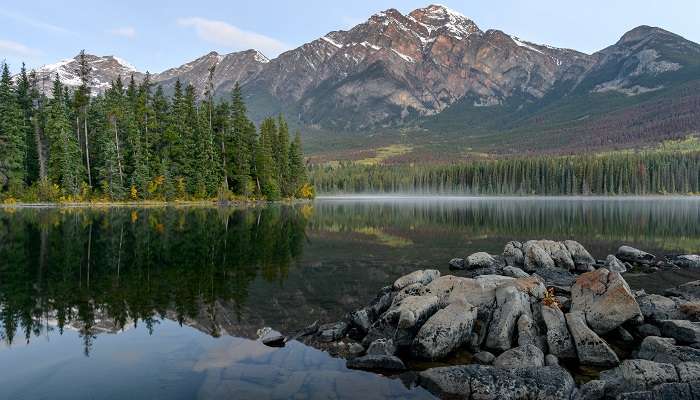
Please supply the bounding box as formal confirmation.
[0,198,312,209]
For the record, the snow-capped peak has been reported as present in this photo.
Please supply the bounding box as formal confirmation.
[112,56,137,71]
[253,51,270,63]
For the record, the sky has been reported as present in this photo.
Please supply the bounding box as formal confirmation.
[2,0,699,73]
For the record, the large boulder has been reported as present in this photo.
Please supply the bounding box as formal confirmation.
[393,269,440,291]
[598,359,679,398]
[570,268,642,334]
[541,303,577,359]
[317,321,348,342]
[637,293,687,321]
[503,241,524,267]
[367,338,396,356]
[533,268,576,293]
[486,285,533,351]
[677,362,700,382]
[412,300,477,360]
[672,255,700,269]
[493,344,545,369]
[467,252,498,269]
[604,254,627,273]
[666,280,700,301]
[448,258,466,270]
[523,241,556,271]
[426,275,511,312]
[419,365,575,400]
[503,266,529,278]
[616,245,655,264]
[538,240,575,270]
[637,336,700,364]
[392,295,441,330]
[346,354,406,371]
[659,320,700,345]
[566,311,620,367]
[564,240,596,268]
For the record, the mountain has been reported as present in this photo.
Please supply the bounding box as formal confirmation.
[32,5,700,159]
[32,54,144,93]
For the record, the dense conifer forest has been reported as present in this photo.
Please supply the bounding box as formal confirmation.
[310,151,700,195]
[0,53,311,203]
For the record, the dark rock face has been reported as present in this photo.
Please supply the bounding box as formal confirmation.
[659,320,700,344]
[346,354,406,371]
[449,258,466,270]
[318,321,348,342]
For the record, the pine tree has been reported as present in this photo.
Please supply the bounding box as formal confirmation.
[229,82,255,195]
[288,130,306,195]
[0,63,27,193]
[275,115,291,196]
[74,50,93,187]
[46,76,83,196]
[255,117,280,199]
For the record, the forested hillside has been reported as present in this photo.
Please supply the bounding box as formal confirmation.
[0,53,311,203]
[311,151,700,195]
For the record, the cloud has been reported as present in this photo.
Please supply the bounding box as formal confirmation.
[0,9,72,34]
[0,39,41,57]
[109,26,137,39]
[177,17,288,57]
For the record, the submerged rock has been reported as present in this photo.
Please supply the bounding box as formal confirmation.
[448,257,466,270]
[393,269,440,291]
[566,311,619,367]
[493,344,544,369]
[570,268,642,334]
[467,252,498,269]
[672,255,700,269]
[617,245,655,264]
[346,354,406,372]
[262,335,286,347]
[412,300,477,360]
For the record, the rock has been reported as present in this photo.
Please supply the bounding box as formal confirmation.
[426,275,506,311]
[637,323,661,338]
[570,268,642,334]
[616,392,654,400]
[493,344,545,368]
[659,320,700,344]
[618,326,635,342]
[533,267,576,292]
[545,354,559,366]
[262,335,286,347]
[564,240,596,268]
[566,311,620,366]
[346,354,406,371]
[393,295,441,330]
[348,308,372,333]
[538,240,576,270]
[367,338,396,356]
[666,280,700,301]
[516,314,540,348]
[557,296,572,311]
[605,254,627,273]
[637,336,700,363]
[617,245,655,264]
[448,258,466,270]
[637,293,687,321]
[541,303,577,359]
[467,252,498,269]
[347,342,365,358]
[393,269,440,291]
[367,286,393,318]
[391,282,429,308]
[672,255,700,269]
[503,266,529,278]
[598,359,678,398]
[418,365,575,400]
[523,241,556,271]
[412,300,477,360]
[486,284,532,351]
[503,241,524,267]
[652,383,693,400]
[473,351,495,365]
[574,379,606,400]
[677,362,700,382]
[317,321,348,342]
[462,266,499,279]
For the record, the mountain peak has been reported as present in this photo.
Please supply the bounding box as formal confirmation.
[408,4,480,39]
[617,25,672,45]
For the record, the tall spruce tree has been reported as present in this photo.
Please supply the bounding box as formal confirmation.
[255,117,280,199]
[46,76,83,195]
[0,63,27,193]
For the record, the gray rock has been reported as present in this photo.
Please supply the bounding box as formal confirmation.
[665,280,700,301]
[637,336,700,364]
[494,344,545,369]
[637,293,687,321]
[605,254,627,273]
[467,252,498,269]
[677,362,700,382]
[538,240,576,270]
[516,314,540,348]
[383,294,441,332]
[672,255,700,269]
[637,323,662,338]
[565,240,596,268]
[346,354,406,371]
[566,311,620,366]
[617,245,656,264]
[367,286,393,319]
[448,258,466,270]
[503,266,529,278]
[652,383,692,400]
[390,282,429,308]
[262,335,286,347]
[348,308,372,333]
[419,365,575,400]
[616,392,654,400]
[545,354,559,366]
[523,241,556,271]
[570,268,642,334]
[347,342,365,358]
[618,326,635,342]
[317,321,348,342]
[533,267,576,292]
[412,300,477,360]
[367,338,396,356]
[486,284,532,351]
[659,320,700,344]
[598,359,678,398]
[473,351,495,365]
[426,275,507,312]
[574,379,606,400]
[393,269,440,291]
[541,303,577,359]
[503,241,524,267]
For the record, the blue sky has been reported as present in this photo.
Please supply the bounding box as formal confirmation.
[2,0,699,73]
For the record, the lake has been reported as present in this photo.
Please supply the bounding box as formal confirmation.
[1,196,699,399]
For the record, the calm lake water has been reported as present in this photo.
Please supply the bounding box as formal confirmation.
[1,196,700,399]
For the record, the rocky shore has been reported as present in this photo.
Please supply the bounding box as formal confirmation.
[261,240,700,399]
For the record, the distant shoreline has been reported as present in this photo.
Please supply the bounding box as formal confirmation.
[0,199,311,209]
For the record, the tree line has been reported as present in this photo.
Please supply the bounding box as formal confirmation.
[311,151,700,195]
[0,52,311,202]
